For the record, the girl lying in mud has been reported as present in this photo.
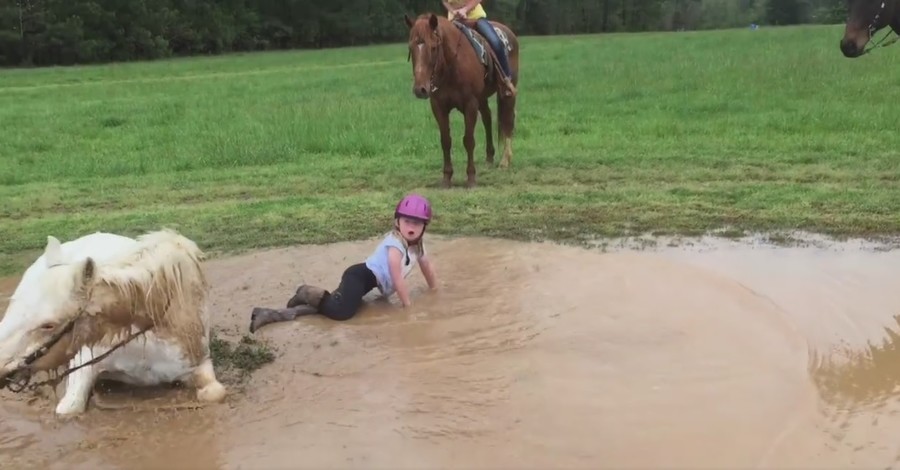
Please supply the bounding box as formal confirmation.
[249,194,439,333]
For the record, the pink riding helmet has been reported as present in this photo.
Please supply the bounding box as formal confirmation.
[395,193,433,223]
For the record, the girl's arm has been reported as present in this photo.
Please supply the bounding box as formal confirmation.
[388,247,412,307]
[419,254,438,290]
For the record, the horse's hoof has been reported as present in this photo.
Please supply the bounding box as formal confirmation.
[197,381,227,403]
[55,399,88,417]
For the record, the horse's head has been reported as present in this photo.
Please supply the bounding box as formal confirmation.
[841,0,896,57]
[0,237,122,389]
[404,13,444,99]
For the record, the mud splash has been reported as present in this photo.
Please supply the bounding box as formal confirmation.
[1,234,899,469]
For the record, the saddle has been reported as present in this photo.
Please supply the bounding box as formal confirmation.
[451,19,513,89]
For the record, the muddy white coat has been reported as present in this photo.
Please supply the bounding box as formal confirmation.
[0,230,225,415]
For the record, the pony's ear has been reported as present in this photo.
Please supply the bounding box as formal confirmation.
[74,257,96,292]
[429,13,438,30]
[44,235,63,268]
[404,13,414,29]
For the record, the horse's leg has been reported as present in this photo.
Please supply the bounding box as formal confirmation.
[479,97,495,165]
[55,346,102,415]
[431,98,453,188]
[463,101,479,187]
[497,94,516,169]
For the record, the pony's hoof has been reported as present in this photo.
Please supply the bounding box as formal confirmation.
[55,399,88,416]
[197,381,227,403]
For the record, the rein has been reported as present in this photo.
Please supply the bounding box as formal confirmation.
[862,1,900,55]
[431,23,464,93]
[2,322,153,394]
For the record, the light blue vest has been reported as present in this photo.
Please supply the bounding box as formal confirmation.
[365,232,422,297]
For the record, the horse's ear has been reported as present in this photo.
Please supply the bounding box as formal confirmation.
[404,13,414,29]
[44,236,63,268]
[75,257,96,291]
[429,13,438,30]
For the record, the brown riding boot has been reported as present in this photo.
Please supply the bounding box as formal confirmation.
[286,284,328,309]
[249,305,317,333]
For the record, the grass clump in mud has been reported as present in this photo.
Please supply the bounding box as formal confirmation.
[209,330,276,385]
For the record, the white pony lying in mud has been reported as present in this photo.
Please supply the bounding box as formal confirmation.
[0,229,226,416]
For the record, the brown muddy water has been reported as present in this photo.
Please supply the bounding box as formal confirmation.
[1,234,899,469]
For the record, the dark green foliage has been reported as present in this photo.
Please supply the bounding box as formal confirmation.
[0,0,848,67]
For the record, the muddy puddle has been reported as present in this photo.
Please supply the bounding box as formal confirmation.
[1,233,900,469]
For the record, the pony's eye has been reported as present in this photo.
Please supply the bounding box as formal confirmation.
[40,323,56,331]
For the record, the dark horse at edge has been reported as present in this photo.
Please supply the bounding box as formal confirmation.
[841,0,900,57]
[404,12,520,188]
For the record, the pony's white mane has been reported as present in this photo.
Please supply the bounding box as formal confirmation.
[89,229,209,362]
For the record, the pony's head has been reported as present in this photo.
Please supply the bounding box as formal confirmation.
[0,237,117,388]
[404,13,445,99]
[841,0,896,57]
[0,230,208,390]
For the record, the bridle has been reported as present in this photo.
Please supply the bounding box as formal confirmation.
[0,318,78,392]
[407,20,463,93]
[860,1,900,55]
[0,307,153,394]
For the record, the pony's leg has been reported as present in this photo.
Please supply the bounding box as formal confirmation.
[497,94,517,169]
[463,101,479,188]
[431,99,453,188]
[192,356,226,403]
[478,97,495,165]
[55,346,102,416]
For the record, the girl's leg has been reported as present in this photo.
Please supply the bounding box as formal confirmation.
[285,263,378,321]
[317,263,378,321]
[249,305,316,333]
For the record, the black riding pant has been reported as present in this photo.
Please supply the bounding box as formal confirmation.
[319,263,378,321]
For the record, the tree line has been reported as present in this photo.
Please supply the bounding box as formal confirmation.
[1,0,847,67]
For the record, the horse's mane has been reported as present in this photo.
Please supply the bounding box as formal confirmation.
[91,228,209,362]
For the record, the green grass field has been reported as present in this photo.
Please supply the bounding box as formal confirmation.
[1,24,898,276]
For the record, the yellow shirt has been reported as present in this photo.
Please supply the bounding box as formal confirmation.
[445,0,487,20]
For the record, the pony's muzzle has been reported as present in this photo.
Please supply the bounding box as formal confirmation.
[0,367,32,392]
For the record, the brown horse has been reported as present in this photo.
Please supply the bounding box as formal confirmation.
[403,12,520,188]
[841,0,900,57]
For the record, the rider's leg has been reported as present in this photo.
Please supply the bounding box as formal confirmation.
[475,19,514,80]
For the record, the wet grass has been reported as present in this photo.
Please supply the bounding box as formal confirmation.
[1,24,899,275]
[209,331,276,384]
